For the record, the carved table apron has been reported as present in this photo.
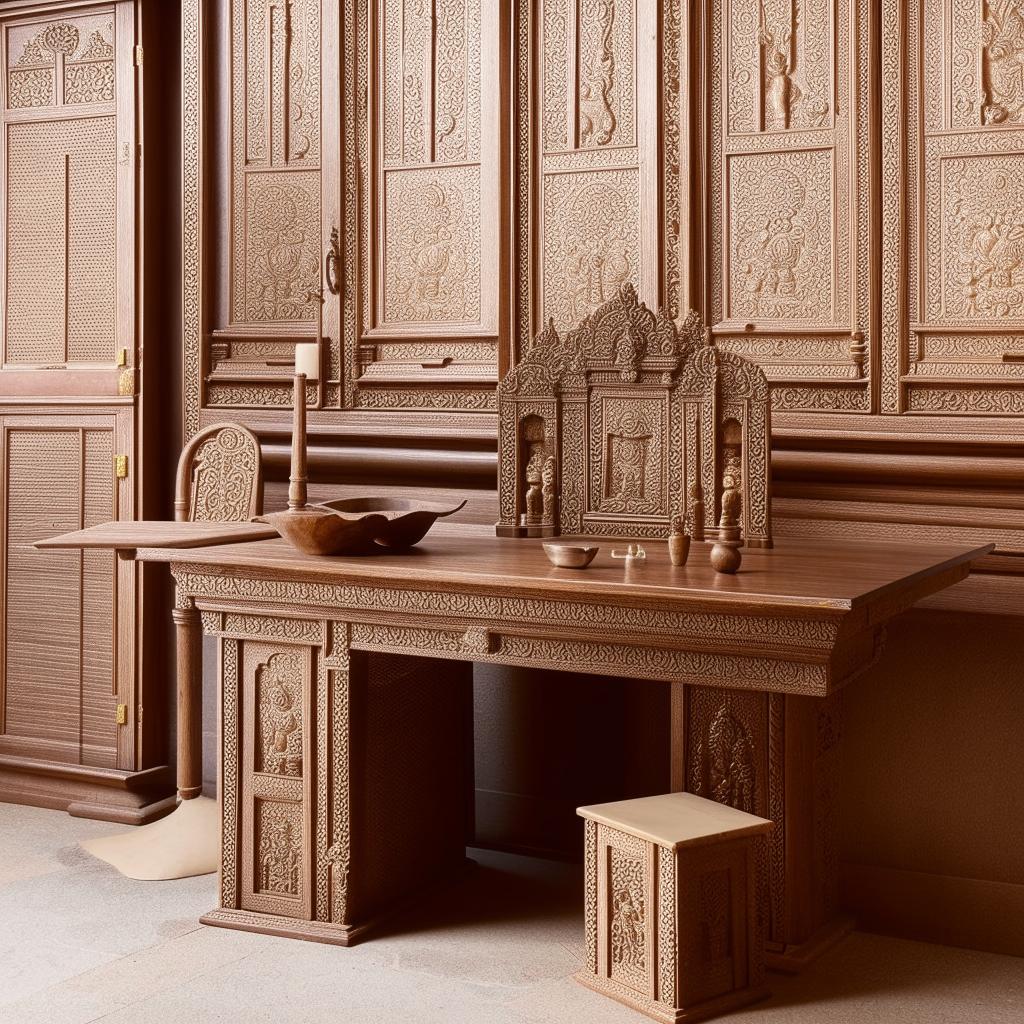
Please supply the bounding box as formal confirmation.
[139,532,992,970]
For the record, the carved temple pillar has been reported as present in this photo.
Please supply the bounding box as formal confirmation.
[676,684,846,972]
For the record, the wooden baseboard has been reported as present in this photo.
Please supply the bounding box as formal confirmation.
[841,862,1024,958]
[0,755,175,825]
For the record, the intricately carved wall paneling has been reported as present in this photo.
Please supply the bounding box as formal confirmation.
[697,0,873,415]
[891,0,1024,416]
[194,0,507,428]
[0,0,178,821]
[516,0,672,349]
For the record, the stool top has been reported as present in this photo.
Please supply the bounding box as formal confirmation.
[577,793,772,851]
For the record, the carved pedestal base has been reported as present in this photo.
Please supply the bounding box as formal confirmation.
[679,686,844,973]
[207,615,472,946]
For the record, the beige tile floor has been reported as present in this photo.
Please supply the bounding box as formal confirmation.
[1,801,1022,1024]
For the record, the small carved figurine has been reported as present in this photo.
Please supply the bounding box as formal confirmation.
[524,450,544,526]
[710,489,743,574]
[669,515,691,567]
[541,456,556,524]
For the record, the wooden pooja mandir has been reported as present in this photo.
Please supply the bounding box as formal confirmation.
[497,285,773,548]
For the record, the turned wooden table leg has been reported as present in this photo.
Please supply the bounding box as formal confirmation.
[173,600,204,801]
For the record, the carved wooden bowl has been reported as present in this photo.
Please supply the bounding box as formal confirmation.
[260,498,467,556]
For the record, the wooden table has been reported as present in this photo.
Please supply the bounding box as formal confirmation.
[123,530,990,969]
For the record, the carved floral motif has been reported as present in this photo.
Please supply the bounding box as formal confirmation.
[8,19,114,109]
[256,801,302,896]
[245,176,320,321]
[189,427,260,522]
[944,158,1024,318]
[543,171,639,330]
[708,706,756,812]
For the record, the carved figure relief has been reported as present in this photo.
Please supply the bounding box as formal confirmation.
[708,705,756,812]
[256,801,302,896]
[7,18,115,110]
[730,151,832,322]
[609,847,647,988]
[498,285,773,546]
[256,652,304,776]
[982,1,1024,125]
[943,159,1024,319]
[600,403,660,515]
[384,172,480,324]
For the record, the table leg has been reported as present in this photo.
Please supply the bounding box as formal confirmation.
[173,600,204,800]
[201,620,472,945]
[677,685,852,972]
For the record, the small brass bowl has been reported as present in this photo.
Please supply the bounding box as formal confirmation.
[543,542,599,569]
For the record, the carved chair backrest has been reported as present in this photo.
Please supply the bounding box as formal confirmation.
[174,422,264,523]
[496,284,773,547]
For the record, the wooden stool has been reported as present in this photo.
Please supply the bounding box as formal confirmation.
[576,793,772,1023]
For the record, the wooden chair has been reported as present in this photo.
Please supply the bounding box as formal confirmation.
[173,423,263,801]
[174,422,263,524]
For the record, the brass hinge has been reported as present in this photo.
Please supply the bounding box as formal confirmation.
[116,347,127,367]
[115,703,128,725]
[118,367,136,396]
[133,45,143,66]
[114,454,128,479]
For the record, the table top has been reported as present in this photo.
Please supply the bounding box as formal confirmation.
[134,530,993,615]
[36,520,279,550]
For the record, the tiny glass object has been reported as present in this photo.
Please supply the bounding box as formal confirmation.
[610,543,646,561]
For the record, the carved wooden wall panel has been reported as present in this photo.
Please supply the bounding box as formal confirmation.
[205,0,343,412]
[703,0,873,414]
[352,0,503,412]
[893,0,1024,415]
[517,0,664,349]
[2,9,124,368]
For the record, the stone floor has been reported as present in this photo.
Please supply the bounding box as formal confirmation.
[1,801,1022,1024]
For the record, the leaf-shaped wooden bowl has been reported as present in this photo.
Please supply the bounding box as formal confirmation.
[257,506,389,556]
[317,497,468,549]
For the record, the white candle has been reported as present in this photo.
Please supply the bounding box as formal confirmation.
[294,342,319,381]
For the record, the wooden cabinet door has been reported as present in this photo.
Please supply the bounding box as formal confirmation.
[0,3,135,397]
[0,2,140,775]
[0,410,135,770]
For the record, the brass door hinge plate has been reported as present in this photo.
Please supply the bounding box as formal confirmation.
[118,367,136,396]
[134,45,143,66]
[115,703,128,725]
[116,347,127,367]
[114,454,128,479]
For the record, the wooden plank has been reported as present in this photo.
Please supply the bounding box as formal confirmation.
[38,520,278,550]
